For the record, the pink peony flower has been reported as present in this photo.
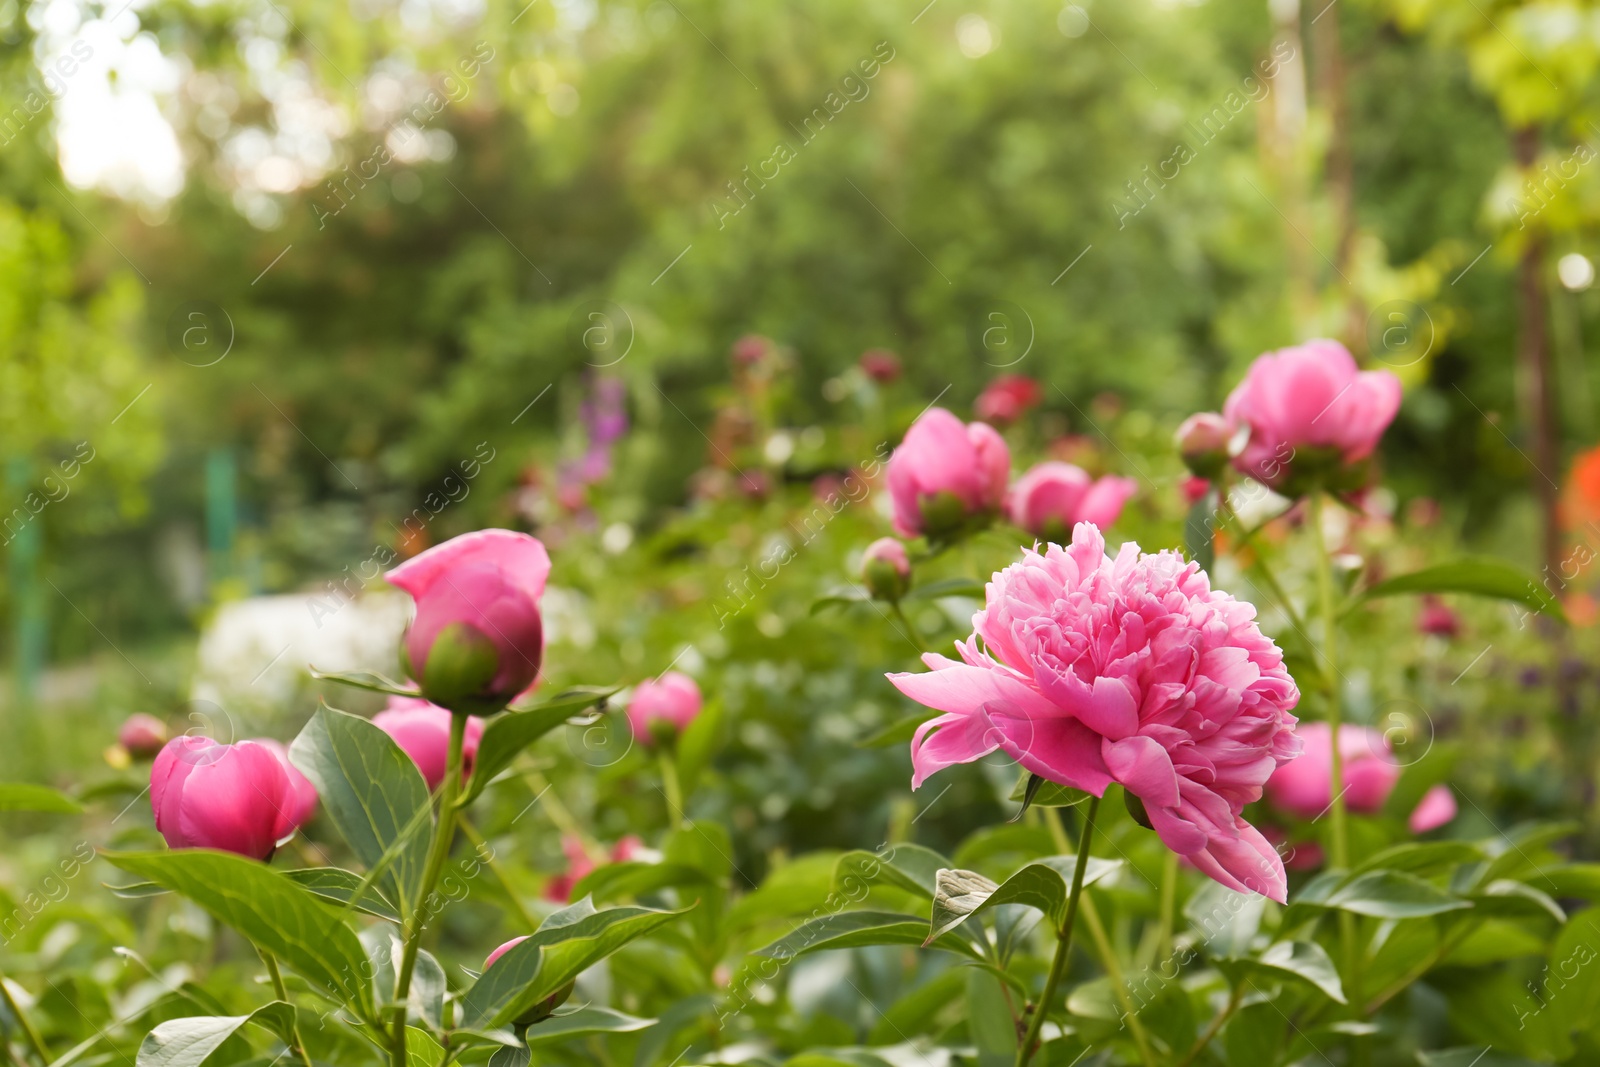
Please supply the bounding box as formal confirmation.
[1416,596,1462,639]
[886,524,1302,901]
[1006,462,1137,540]
[627,672,703,744]
[886,408,1010,539]
[1174,412,1235,480]
[255,739,319,833]
[1223,340,1402,494]
[118,713,170,758]
[387,530,551,712]
[372,697,487,790]
[150,737,316,860]
[1265,723,1457,834]
[1180,475,1213,506]
[974,375,1042,425]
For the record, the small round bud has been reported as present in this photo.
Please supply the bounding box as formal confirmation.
[1174,412,1234,480]
[861,538,911,601]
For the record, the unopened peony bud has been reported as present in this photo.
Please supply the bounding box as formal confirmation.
[1174,412,1234,480]
[861,537,911,601]
[118,713,169,759]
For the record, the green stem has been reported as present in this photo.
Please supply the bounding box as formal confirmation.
[390,713,468,1067]
[659,750,684,824]
[0,973,47,1065]
[1176,984,1242,1067]
[1016,796,1100,1067]
[1157,850,1178,964]
[260,951,314,1067]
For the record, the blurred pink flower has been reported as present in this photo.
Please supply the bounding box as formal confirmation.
[974,375,1042,425]
[118,713,169,758]
[150,737,316,860]
[1006,462,1136,539]
[1265,722,1456,833]
[1416,596,1462,639]
[373,697,487,790]
[886,408,1009,539]
[731,334,770,366]
[1223,340,1401,494]
[1180,475,1212,506]
[387,530,550,710]
[862,537,911,601]
[627,672,703,744]
[544,836,646,902]
[1175,412,1234,480]
[887,524,1302,902]
[859,348,901,383]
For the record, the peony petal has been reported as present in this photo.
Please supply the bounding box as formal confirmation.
[986,711,1114,795]
[1408,785,1457,833]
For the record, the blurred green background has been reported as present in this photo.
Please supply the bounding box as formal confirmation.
[1,0,1596,804]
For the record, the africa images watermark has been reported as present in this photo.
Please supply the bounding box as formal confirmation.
[2,441,97,547]
[0,40,94,147]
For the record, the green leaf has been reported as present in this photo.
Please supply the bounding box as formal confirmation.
[0,782,82,813]
[1353,558,1566,621]
[675,700,724,800]
[966,969,1017,1062]
[927,857,1122,942]
[810,589,870,615]
[288,706,432,915]
[102,850,377,1022]
[903,577,985,601]
[1347,841,1483,879]
[1532,863,1600,900]
[459,903,690,1030]
[283,867,401,922]
[1225,941,1346,1004]
[461,689,615,805]
[136,1003,295,1067]
[308,667,422,697]
[832,844,949,901]
[755,910,983,961]
[1184,489,1219,573]
[524,1006,654,1047]
[571,861,709,904]
[1470,880,1566,923]
[867,969,966,1045]
[1416,1049,1547,1067]
[1323,871,1472,919]
[1006,772,1088,809]
[405,1027,444,1067]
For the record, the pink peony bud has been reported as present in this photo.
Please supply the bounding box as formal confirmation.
[386,530,551,714]
[544,835,595,902]
[150,737,317,860]
[372,697,487,790]
[1174,412,1234,480]
[859,348,901,383]
[118,714,170,759]
[610,835,645,863]
[1223,339,1402,495]
[255,739,320,834]
[626,672,703,746]
[886,408,1010,541]
[1005,462,1137,541]
[974,375,1042,425]
[1180,475,1213,506]
[485,936,528,970]
[861,537,911,601]
[887,524,1302,902]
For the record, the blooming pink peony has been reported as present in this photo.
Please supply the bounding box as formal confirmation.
[373,697,487,790]
[151,737,316,860]
[886,524,1302,901]
[1223,340,1401,494]
[387,529,551,712]
[627,672,703,744]
[1265,722,1457,833]
[886,408,1010,539]
[1007,462,1137,540]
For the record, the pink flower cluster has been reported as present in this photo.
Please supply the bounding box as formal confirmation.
[888,524,1302,901]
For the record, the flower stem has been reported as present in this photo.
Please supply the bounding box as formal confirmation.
[457,816,538,930]
[888,600,930,656]
[0,972,48,1064]
[1016,796,1100,1067]
[390,712,468,1067]
[659,750,685,824]
[1176,984,1242,1067]
[260,950,315,1067]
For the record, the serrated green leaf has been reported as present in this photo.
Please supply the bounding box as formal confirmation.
[461,689,614,805]
[103,850,376,1022]
[136,1003,295,1067]
[927,857,1122,942]
[1353,558,1565,621]
[1323,871,1472,919]
[0,782,82,813]
[755,910,982,961]
[288,706,431,915]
